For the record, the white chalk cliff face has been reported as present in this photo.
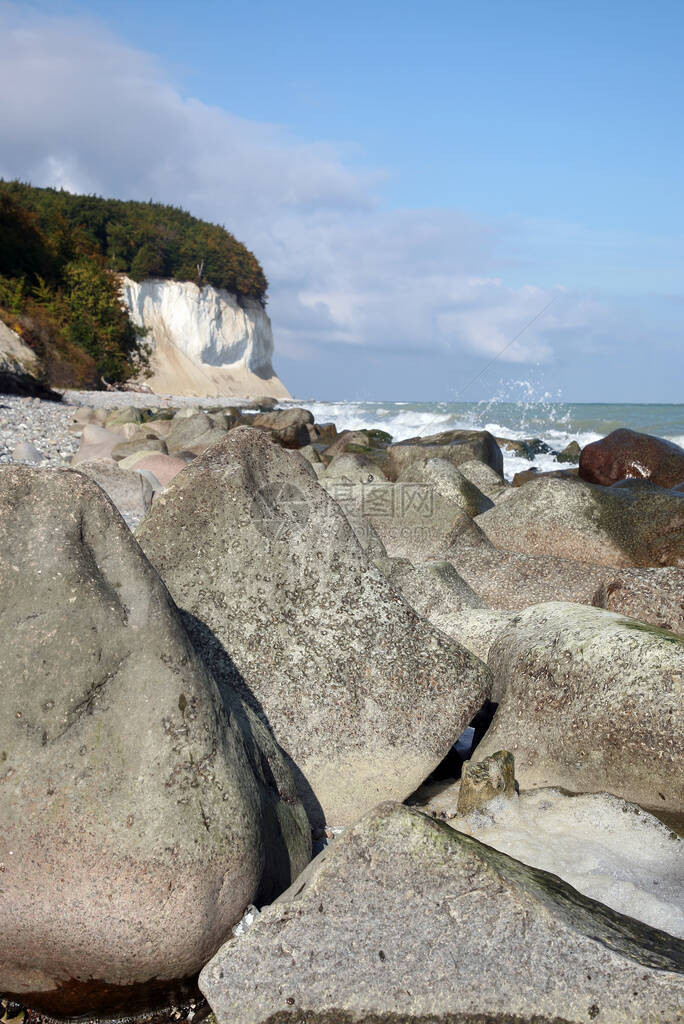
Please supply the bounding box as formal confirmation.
[119,277,291,399]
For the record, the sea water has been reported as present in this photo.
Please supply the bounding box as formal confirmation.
[294,394,684,481]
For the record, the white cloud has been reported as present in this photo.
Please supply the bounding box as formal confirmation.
[0,4,648,391]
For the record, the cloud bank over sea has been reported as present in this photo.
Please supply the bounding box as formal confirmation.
[0,5,680,401]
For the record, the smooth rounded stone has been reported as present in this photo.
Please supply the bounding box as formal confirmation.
[68,406,107,429]
[107,420,141,440]
[174,406,203,419]
[456,458,510,501]
[557,439,582,464]
[252,408,313,450]
[136,427,491,828]
[322,429,374,460]
[71,425,124,465]
[592,567,684,635]
[199,802,684,1024]
[323,452,388,483]
[306,421,337,444]
[580,428,684,488]
[0,465,310,1019]
[120,452,188,487]
[11,441,44,464]
[143,417,174,439]
[105,407,143,429]
[75,457,154,518]
[396,457,494,516]
[166,411,214,451]
[512,466,580,486]
[181,427,230,456]
[451,788,684,938]
[476,602,684,815]
[111,436,168,461]
[328,480,467,562]
[81,423,122,447]
[475,476,684,567]
[252,407,314,430]
[387,428,503,480]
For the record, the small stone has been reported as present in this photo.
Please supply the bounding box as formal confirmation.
[456,750,515,814]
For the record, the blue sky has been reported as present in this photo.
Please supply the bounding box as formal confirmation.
[2,1,683,401]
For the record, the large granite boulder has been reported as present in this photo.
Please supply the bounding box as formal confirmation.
[323,452,388,483]
[475,476,684,567]
[445,511,684,626]
[374,557,511,661]
[396,456,494,517]
[457,458,510,501]
[326,480,468,562]
[476,602,684,815]
[0,466,310,1019]
[136,427,491,827]
[200,803,684,1024]
[253,408,313,449]
[387,428,503,480]
[580,428,684,488]
[591,567,684,635]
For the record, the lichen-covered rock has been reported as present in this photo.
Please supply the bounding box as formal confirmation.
[0,466,310,1019]
[323,452,388,483]
[476,602,684,815]
[388,427,503,480]
[445,512,684,625]
[200,802,684,1024]
[457,458,510,501]
[396,457,493,517]
[591,567,684,635]
[136,427,491,827]
[580,428,684,488]
[475,476,684,567]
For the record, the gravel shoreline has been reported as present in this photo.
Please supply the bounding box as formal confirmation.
[0,390,291,466]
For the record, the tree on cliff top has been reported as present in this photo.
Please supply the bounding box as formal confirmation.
[0,182,268,388]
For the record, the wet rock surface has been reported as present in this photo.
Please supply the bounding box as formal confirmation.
[580,427,684,488]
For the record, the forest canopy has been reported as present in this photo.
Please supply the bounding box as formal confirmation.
[0,182,268,387]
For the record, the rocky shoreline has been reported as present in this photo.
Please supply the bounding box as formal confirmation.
[1,392,683,1024]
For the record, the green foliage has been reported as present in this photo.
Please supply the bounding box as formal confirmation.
[0,181,266,387]
[0,180,268,300]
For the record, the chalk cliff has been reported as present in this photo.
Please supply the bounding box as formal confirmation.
[119,277,291,399]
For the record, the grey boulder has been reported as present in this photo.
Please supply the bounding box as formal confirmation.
[387,428,503,479]
[476,601,684,815]
[475,476,684,567]
[75,457,154,519]
[200,802,684,1024]
[396,456,494,517]
[0,466,310,1019]
[136,427,491,827]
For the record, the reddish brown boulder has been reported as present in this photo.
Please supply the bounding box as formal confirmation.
[579,428,684,488]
